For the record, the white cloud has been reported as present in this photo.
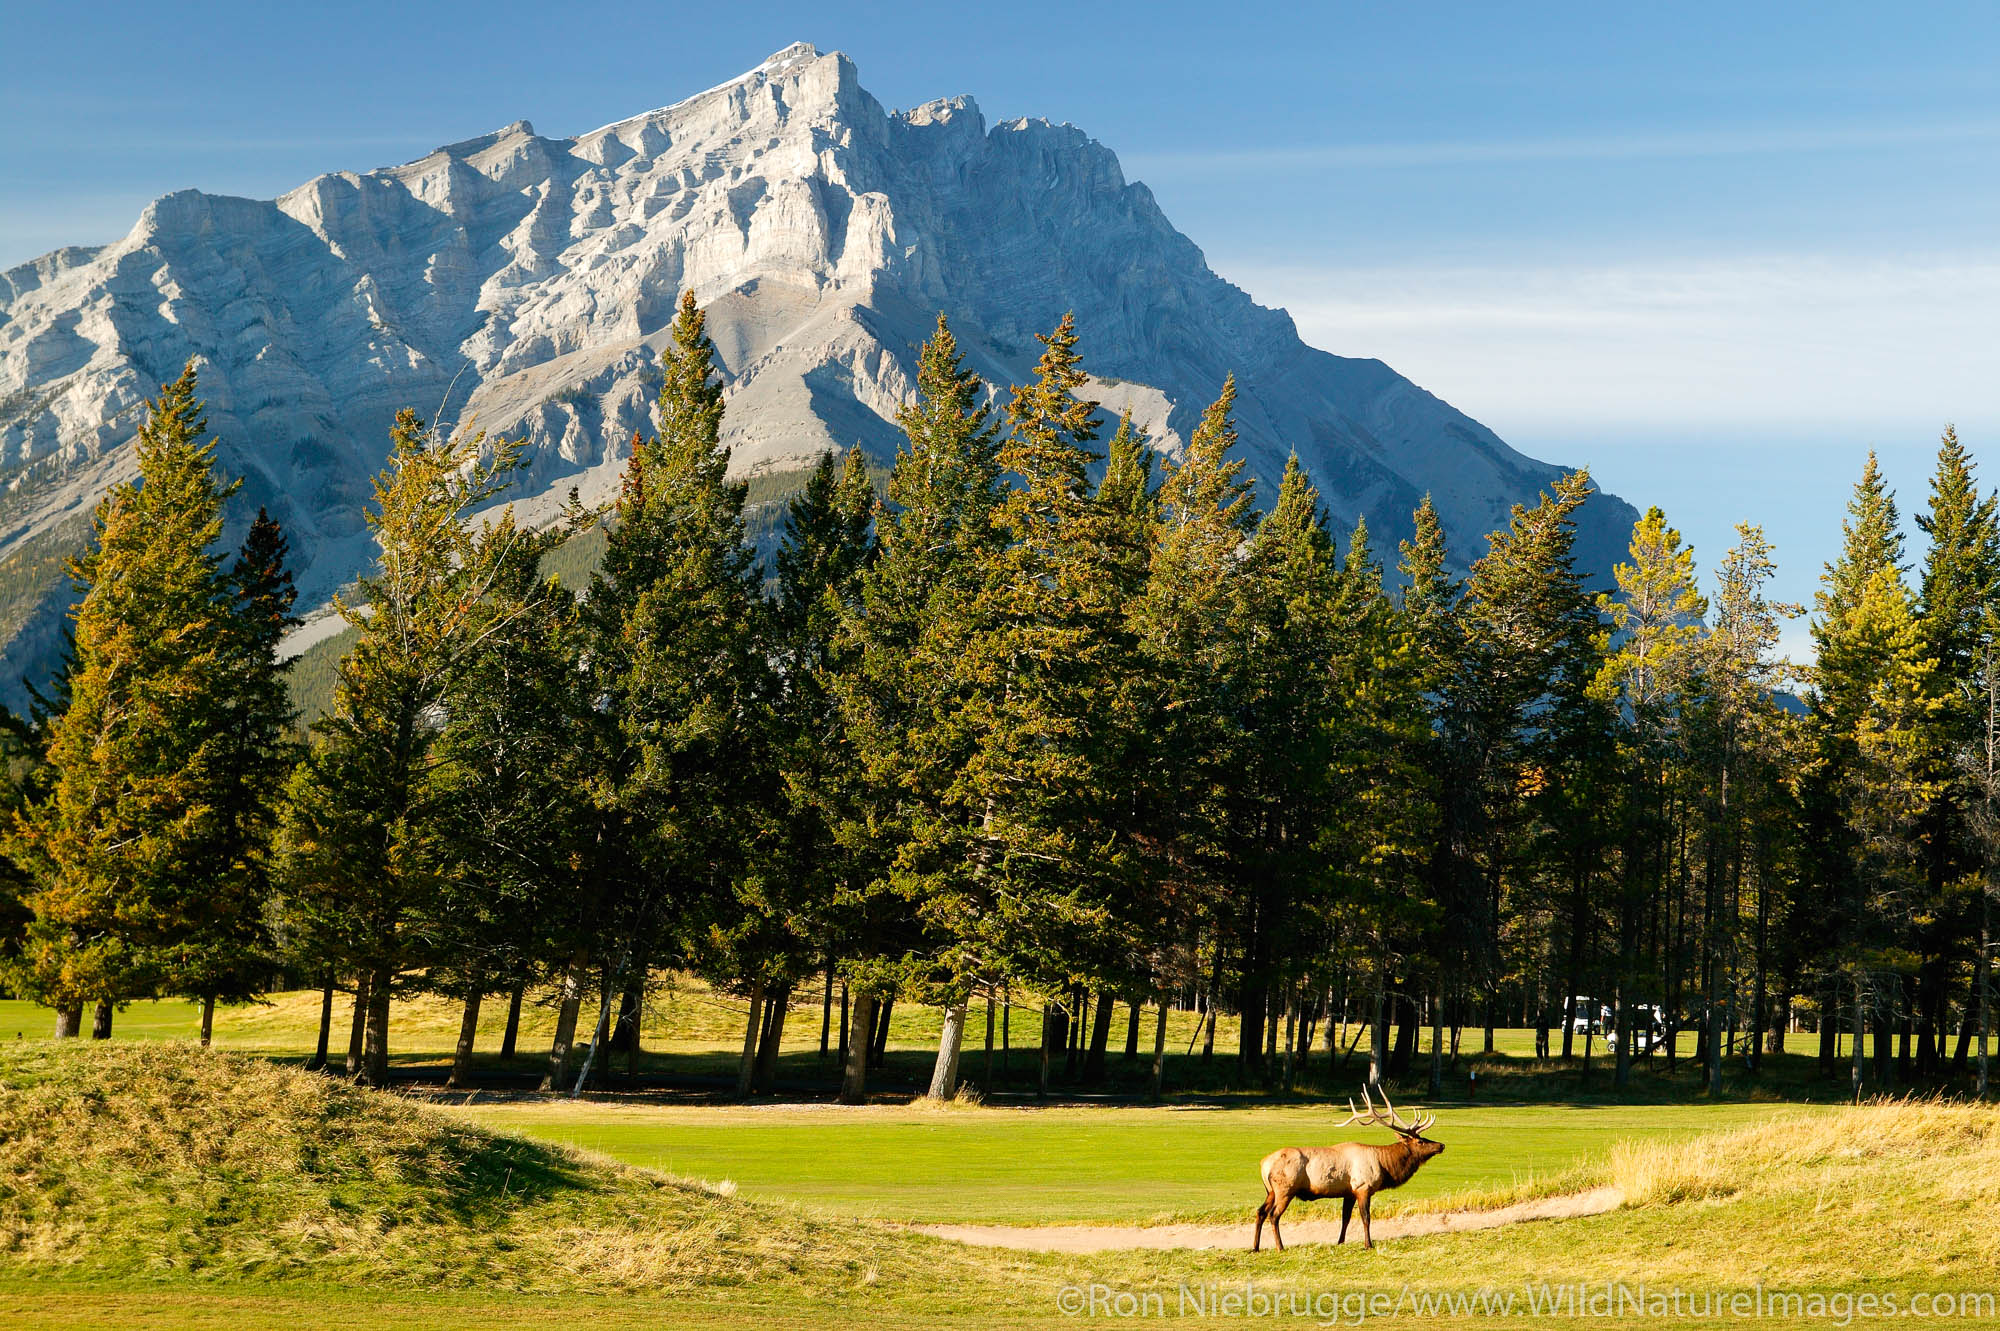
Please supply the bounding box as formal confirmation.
[1125,120,2000,174]
[1216,254,2000,439]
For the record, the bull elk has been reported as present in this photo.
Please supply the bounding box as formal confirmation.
[1252,1086,1444,1251]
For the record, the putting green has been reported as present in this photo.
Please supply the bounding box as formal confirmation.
[452,1099,1802,1225]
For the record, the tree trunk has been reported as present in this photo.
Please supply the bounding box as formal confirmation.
[90,1000,112,1039]
[1151,999,1169,1101]
[984,990,997,1086]
[572,961,621,1096]
[839,990,875,1104]
[1428,979,1444,1099]
[1368,973,1389,1087]
[447,985,482,1088]
[1873,1003,1893,1084]
[837,983,850,1074]
[736,980,766,1097]
[1038,1003,1054,1098]
[819,969,834,1065]
[928,999,969,1099]
[1066,987,1086,1077]
[610,967,644,1057]
[499,983,525,1061]
[1001,984,1011,1079]
[53,1003,82,1038]
[362,964,392,1087]
[346,973,369,1076]
[1281,994,1297,1088]
[755,980,791,1094]
[1390,985,1418,1077]
[1852,972,1867,1103]
[307,975,334,1071]
[869,993,894,1069]
[1083,989,1114,1084]
[1124,998,1142,1062]
[1613,985,1632,1088]
[1980,886,1991,1099]
[540,957,586,1091]
[200,995,216,1048]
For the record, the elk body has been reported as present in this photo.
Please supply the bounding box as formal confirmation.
[1252,1088,1444,1251]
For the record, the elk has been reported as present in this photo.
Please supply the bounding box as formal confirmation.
[1252,1086,1444,1251]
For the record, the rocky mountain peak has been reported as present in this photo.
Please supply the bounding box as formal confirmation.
[0,44,1634,702]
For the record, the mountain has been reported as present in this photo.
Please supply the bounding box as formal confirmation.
[0,42,1635,700]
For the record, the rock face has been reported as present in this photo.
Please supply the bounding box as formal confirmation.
[0,42,1634,699]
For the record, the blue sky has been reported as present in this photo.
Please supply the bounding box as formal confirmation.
[6,1,1997,658]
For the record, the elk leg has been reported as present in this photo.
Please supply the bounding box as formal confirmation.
[1337,1195,1354,1245]
[1270,1192,1291,1251]
[1253,1193,1270,1251]
[1359,1190,1375,1249]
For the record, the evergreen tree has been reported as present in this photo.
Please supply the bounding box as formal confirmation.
[277,410,529,1084]
[1906,427,2000,1076]
[1595,507,1706,1084]
[584,290,773,1094]
[833,313,1002,1102]
[431,543,590,1088]
[1133,376,1260,1070]
[912,312,1139,1097]
[1804,452,1915,1090]
[1447,471,1608,1063]
[760,446,876,1092]
[171,508,301,1041]
[9,364,248,1036]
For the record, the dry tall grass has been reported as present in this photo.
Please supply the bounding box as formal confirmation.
[0,1041,1033,1300]
[1609,1096,2000,1208]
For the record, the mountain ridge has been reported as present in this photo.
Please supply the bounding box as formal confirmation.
[0,41,1635,702]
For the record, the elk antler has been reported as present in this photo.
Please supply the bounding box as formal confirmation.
[1356,1085,1437,1137]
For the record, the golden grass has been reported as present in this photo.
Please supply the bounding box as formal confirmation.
[0,1041,1041,1302]
[1609,1095,2000,1209]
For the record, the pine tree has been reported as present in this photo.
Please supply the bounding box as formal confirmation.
[277,409,529,1084]
[1133,376,1261,1070]
[910,312,1140,1096]
[1804,452,1916,1090]
[585,290,773,1095]
[760,446,876,1092]
[833,313,1003,1102]
[1906,427,2000,1076]
[1231,456,1348,1081]
[1595,507,1706,1084]
[9,363,247,1036]
[1448,471,1608,1063]
[170,508,301,1041]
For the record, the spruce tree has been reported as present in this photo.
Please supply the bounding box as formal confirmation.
[584,290,773,1094]
[9,364,248,1035]
[172,508,301,1041]
[277,410,528,1084]
[1595,507,1706,1085]
[1134,376,1260,1069]
[761,446,876,1092]
[1804,452,1916,1091]
[833,313,1002,1102]
[910,312,1138,1096]
[1906,428,2000,1076]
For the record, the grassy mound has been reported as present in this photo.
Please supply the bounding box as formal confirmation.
[0,1041,1017,1299]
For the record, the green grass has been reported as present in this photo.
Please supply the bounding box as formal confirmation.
[0,982,1890,1109]
[6,1040,1999,1329]
[448,1099,1800,1225]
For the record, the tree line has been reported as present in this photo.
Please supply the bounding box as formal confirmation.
[1,290,1993,1103]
